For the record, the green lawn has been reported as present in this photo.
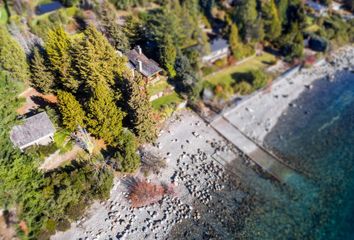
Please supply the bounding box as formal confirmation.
[151,92,183,110]
[205,52,276,87]
[147,79,170,96]
[54,130,74,154]
[0,6,8,24]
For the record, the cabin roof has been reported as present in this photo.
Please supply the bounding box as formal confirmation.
[210,38,229,53]
[10,112,56,149]
[126,47,163,77]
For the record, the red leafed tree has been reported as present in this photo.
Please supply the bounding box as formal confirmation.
[129,180,166,208]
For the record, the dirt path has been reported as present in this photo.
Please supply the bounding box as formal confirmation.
[39,145,83,171]
[17,87,57,115]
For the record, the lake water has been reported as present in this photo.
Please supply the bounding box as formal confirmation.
[241,70,354,240]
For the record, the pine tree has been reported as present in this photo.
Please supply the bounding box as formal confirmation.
[46,27,78,92]
[30,47,55,93]
[73,24,128,91]
[159,35,177,77]
[234,0,258,42]
[174,53,202,99]
[262,0,282,41]
[229,24,245,60]
[113,129,140,173]
[0,26,29,83]
[276,0,289,25]
[100,2,130,52]
[86,81,125,145]
[126,74,157,143]
[57,90,86,131]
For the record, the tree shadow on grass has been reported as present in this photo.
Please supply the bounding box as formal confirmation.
[231,72,254,84]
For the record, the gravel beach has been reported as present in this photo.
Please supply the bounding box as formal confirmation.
[223,46,354,144]
[51,46,354,240]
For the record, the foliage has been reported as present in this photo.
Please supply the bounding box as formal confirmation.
[174,53,202,99]
[229,24,246,60]
[276,0,289,25]
[159,35,177,77]
[86,81,125,145]
[262,0,282,42]
[129,178,166,208]
[277,23,304,61]
[113,130,140,173]
[233,81,253,95]
[29,47,55,93]
[57,90,86,131]
[0,25,29,83]
[0,71,113,238]
[59,0,80,7]
[250,69,268,90]
[234,0,258,42]
[72,24,128,92]
[125,74,157,143]
[109,0,150,10]
[151,92,183,110]
[46,27,78,92]
[99,2,130,52]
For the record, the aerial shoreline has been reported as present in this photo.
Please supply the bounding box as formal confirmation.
[221,45,354,144]
[51,46,354,240]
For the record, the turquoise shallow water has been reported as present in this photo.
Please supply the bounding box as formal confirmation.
[168,71,354,240]
[247,70,354,240]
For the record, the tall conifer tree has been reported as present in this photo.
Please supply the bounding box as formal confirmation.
[86,81,125,145]
[73,25,127,91]
[126,74,157,143]
[229,24,245,60]
[46,27,78,91]
[262,0,282,41]
[57,90,86,131]
[30,47,55,93]
[0,26,29,82]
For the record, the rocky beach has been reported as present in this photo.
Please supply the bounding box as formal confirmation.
[222,46,354,144]
[51,46,354,240]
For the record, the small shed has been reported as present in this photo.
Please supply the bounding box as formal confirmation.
[10,112,56,151]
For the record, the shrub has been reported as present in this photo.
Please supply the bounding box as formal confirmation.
[202,66,216,76]
[234,81,253,95]
[251,70,268,90]
[214,58,227,68]
[129,179,166,208]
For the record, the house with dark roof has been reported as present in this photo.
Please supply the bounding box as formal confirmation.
[10,112,56,151]
[202,37,230,64]
[126,46,163,83]
[305,0,328,16]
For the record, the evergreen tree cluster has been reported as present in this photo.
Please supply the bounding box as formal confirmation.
[29,24,157,173]
[0,71,113,238]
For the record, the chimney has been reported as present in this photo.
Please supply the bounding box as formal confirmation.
[116,50,123,57]
[137,60,143,72]
[136,45,142,55]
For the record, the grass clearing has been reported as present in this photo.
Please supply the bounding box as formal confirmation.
[54,130,74,154]
[151,92,183,110]
[205,52,276,87]
[147,79,170,96]
[0,6,8,24]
